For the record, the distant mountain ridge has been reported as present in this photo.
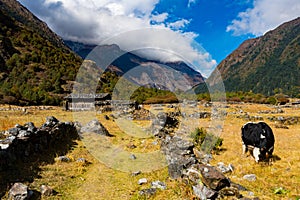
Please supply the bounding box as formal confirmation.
[208,17,300,97]
[65,41,205,89]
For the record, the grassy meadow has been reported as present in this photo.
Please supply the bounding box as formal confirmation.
[0,102,299,199]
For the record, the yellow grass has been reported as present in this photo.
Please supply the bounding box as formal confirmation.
[1,103,299,199]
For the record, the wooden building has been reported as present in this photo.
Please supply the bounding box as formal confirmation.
[63,93,138,111]
[63,93,111,111]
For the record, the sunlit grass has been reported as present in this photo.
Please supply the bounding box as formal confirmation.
[1,103,300,199]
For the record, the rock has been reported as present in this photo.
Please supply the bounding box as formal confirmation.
[130,154,137,160]
[8,183,31,200]
[139,188,156,196]
[7,128,19,136]
[138,178,147,185]
[24,122,36,132]
[217,162,234,174]
[161,135,197,179]
[40,185,53,196]
[151,181,166,190]
[76,158,87,164]
[131,171,141,176]
[56,156,71,162]
[42,116,59,128]
[192,184,217,200]
[81,119,111,136]
[193,149,212,164]
[218,187,240,198]
[198,164,230,190]
[17,130,32,138]
[243,174,256,181]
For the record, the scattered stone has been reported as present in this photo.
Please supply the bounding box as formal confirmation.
[56,156,71,162]
[130,154,137,160]
[131,171,141,176]
[218,187,240,197]
[40,185,53,196]
[243,174,256,181]
[8,183,31,200]
[151,181,167,190]
[139,188,156,196]
[76,158,87,164]
[138,178,147,185]
[192,184,217,200]
[274,124,289,129]
[217,162,234,174]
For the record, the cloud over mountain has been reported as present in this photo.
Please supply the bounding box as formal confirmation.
[19,0,216,76]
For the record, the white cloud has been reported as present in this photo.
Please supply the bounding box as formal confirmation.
[19,0,216,76]
[187,0,197,8]
[227,0,300,36]
[167,19,191,30]
[151,12,168,23]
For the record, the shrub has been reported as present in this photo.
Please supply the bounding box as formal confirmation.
[190,127,223,153]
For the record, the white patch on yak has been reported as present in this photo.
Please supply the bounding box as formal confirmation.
[260,134,266,139]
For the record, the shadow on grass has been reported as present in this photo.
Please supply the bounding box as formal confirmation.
[0,128,79,198]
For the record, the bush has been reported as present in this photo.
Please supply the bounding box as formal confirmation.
[190,127,223,153]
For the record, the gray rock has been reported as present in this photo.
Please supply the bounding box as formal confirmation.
[40,185,53,196]
[56,156,70,162]
[192,184,217,200]
[130,154,137,160]
[131,171,141,176]
[138,178,147,185]
[7,128,19,136]
[243,174,256,181]
[17,130,32,138]
[8,183,30,200]
[217,162,234,174]
[81,119,111,136]
[139,188,156,196]
[42,116,59,128]
[151,181,167,190]
[76,158,87,164]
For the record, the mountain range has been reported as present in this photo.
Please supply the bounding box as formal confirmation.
[208,17,300,97]
[0,0,299,105]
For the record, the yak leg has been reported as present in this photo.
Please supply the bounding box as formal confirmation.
[253,147,260,162]
[242,143,248,154]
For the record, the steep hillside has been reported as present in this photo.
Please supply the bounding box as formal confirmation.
[209,17,300,97]
[0,0,82,105]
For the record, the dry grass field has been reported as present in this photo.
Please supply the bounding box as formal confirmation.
[0,102,299,199]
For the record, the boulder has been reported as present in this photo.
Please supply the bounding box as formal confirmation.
[80,119,111,136]
[40,185,53,196]
[198,164,230,190]
[8,183,31,200]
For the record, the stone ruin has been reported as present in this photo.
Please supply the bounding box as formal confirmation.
[0,116,79,198]
[0,112,260,199]
[151,112,259,200]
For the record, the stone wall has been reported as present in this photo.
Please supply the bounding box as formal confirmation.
[0,116,78,196]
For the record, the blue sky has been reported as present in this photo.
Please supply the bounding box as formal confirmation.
[19,0,300,76]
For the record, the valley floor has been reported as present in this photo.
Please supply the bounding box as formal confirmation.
[0,102,299,199]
